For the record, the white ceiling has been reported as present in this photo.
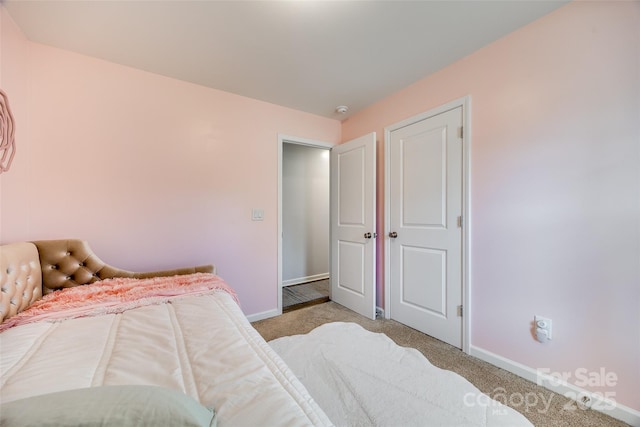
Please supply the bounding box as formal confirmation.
[5,0,568,120]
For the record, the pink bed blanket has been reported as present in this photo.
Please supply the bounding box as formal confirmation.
[0,273,238,332]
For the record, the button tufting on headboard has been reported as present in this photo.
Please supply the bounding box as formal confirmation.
[0,242,43,323]
[32,240,107,294]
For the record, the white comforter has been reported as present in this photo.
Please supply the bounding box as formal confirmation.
[0,291,332,427]
[270,322,534,427]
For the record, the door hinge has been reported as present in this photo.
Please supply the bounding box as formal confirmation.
[457,305,463,317]
[458,126,464,139]
[457,215,463,228]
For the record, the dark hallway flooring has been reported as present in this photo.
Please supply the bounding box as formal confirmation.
[282,279,329,313]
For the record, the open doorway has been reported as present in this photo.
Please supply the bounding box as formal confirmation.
[278,135,334,314]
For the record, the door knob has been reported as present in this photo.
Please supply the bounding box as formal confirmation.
[389,231,398,238]
[364,232,372,239]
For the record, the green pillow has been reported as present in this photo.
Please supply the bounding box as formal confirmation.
[0,385,216,427]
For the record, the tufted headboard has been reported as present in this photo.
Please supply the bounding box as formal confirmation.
[0,239,215,324]
[0,242,43,324]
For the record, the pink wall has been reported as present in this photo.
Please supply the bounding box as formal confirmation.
[342,1,639,410]
[0,7,341,317]
[0,8,31,235]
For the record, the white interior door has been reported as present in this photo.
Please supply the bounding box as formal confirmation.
[388,107,463,348]
[330,133,376,320]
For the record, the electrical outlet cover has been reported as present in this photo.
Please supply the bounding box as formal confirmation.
[534,315,552,341]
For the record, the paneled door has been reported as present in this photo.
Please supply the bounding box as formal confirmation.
[330,133,376,320]
[387,107,463,348]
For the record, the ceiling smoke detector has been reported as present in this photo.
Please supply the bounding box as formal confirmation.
[335,105,349,114]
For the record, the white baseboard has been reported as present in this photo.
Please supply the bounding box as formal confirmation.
[282,273,329,287]
[246,308,280,323]
[469,345,640,426]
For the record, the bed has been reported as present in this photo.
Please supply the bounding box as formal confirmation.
[0,239,332,427]
[1,239,532,427]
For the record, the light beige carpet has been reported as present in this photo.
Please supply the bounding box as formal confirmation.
[252,302,628,427]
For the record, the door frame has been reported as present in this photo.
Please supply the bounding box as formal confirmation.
[383,96,472,353]
[277,134,335,315]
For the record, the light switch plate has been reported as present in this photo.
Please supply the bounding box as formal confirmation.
[252,208,264,221]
